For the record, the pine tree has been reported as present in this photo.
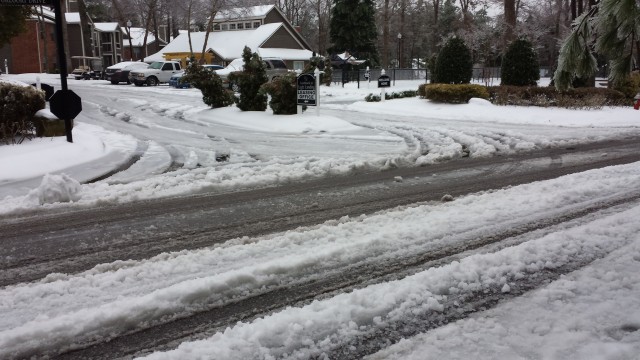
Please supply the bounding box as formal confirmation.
[434,37,473,84]
[555,0,640,90]
[230,47,268,112]
[501,38,540,86]
[0,7,31,48]
[329,0,379,64]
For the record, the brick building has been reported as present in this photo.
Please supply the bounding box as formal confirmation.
[0,8,58,74]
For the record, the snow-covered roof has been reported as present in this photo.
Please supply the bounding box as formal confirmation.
[122,27,157,47]
[95,22,120,32]
[214,5,275,21]
[65,12,80,24]
[145,23,290,62]
[257,48,313,61]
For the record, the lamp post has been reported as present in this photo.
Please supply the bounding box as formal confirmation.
[126,20,133,61]
[395,33,402,86]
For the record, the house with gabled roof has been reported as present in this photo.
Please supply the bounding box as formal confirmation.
[145,5,314,71]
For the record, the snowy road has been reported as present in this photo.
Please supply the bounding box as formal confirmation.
[2,75,640,359]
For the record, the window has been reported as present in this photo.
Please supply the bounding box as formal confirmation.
[253,21,261,28]
[221,24,228,30]
[237,23,244,29]
[161,63,173,70]
[229,23,236,30]
[213,24,220,31]
[245,22,251,29]
[293,61,304,71]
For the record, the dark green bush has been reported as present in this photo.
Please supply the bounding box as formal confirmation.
[488,85,626,109]
[501,38,540,86]
[229,46,268,111]
[261,73,298,114]
[434,37,472,84]
[181,63,235,108]
[422,84,490,103]
[0,81,45,144]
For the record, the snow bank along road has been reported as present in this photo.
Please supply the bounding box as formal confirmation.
[1,138,640,358]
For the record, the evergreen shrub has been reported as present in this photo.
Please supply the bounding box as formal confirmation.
[434,37,472,84]
[422,84,489,103]
[501,38,540,86]
[0,81,45,144]
[181,63,235,108]
[261,73,298,114]
[229,46,268,111]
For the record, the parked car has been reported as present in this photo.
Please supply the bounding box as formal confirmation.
[129,61,182,86]
[169,64,224,88]
[215,57,289,92]
[104,61,149,84]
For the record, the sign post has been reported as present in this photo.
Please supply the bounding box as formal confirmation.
[377,69,390,102]
[1,0,78,142]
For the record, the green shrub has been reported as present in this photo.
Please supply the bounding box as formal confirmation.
[0,81,45,144]
[229,46,268,111]
[501,38,540,86]
[434,37,472,84]
[261,73,298,114]
[487,85,626,109]
[612,70,640,99]
[181,63,235,108]
[423,84,489,103]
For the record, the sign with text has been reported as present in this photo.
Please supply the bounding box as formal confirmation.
[377,74,390,88]
[297,73,317,106]
[0,0,52,5]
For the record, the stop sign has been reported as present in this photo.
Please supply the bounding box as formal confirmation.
[49,89,82,120]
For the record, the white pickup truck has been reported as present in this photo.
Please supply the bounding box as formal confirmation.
[129,61,182,86]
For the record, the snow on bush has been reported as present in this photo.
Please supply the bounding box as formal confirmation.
[26,174,82,205]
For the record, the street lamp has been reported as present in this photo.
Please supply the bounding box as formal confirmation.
[397,33,402,67]
[126,20,133,61]
[395,33,402,86]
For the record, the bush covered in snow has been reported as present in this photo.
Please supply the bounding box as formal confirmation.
[501,38,540,87]
[419,83,489,103]
[181,63,235,108]
[365,90,417,102]
[261,73,297,115]
[0,81,45,144]
[229,47,268,111]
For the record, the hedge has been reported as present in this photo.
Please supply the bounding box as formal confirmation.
[487,86,627,109]
[419,83,489,103]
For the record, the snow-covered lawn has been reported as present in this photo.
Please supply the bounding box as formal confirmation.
[1,73,640,359]
[1,73,639,215]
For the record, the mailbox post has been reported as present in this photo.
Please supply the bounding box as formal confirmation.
[377,70,391,102]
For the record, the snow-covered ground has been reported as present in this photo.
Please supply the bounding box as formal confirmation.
[1,73,640,359]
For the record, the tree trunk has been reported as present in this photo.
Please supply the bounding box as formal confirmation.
[504,0,516,48]
[382,0,390,67]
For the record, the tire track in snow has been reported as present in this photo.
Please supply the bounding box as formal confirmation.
[53,194,640,359]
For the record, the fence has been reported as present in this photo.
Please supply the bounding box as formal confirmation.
[331,66,554,87]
